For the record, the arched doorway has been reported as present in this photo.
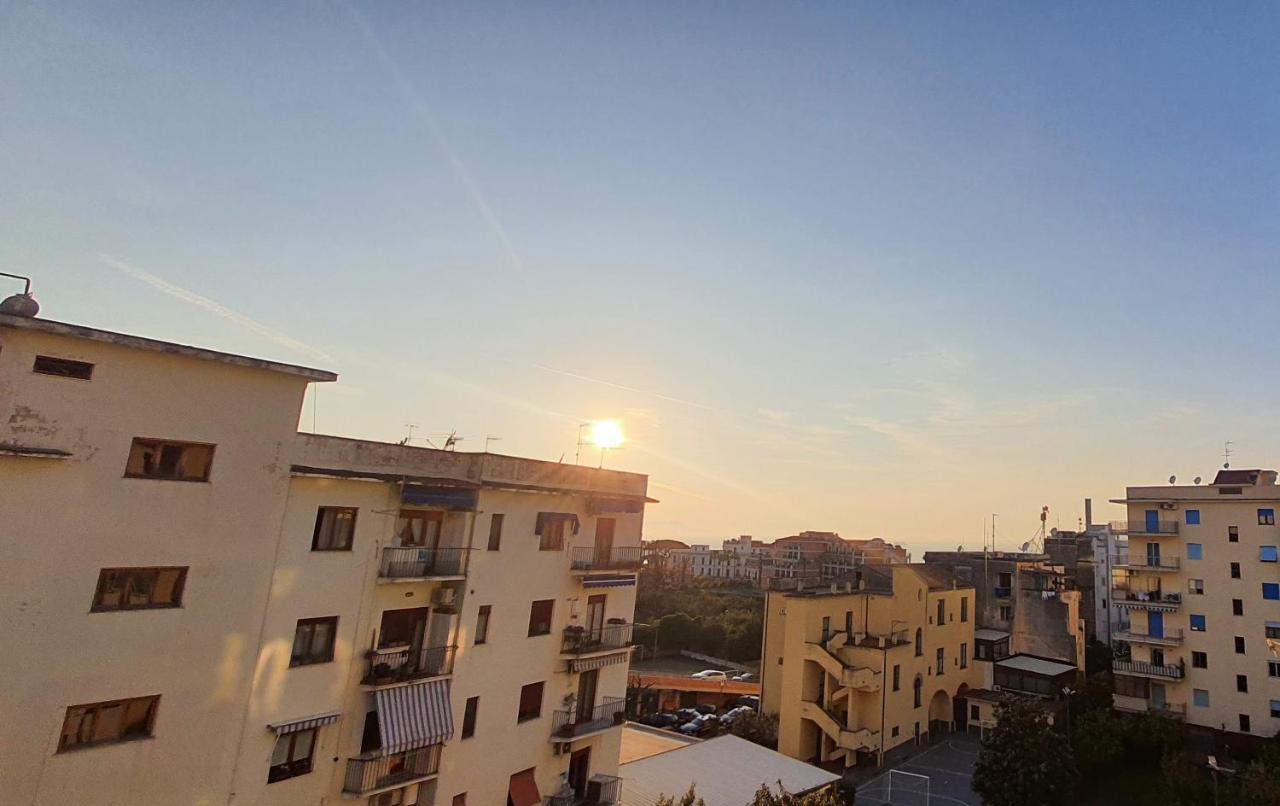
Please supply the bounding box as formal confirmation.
[928,689,952,740]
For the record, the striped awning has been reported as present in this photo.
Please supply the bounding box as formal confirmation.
[267,712,341,734]
[582,574,637,589]
[375,679,454,754]
[569,651,631,673]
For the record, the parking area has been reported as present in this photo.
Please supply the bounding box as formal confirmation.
[853,733,983,806]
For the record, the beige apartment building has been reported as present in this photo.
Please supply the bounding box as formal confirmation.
[1111,469,1280,747]
[761,565,982,769]
[0,310,650,805]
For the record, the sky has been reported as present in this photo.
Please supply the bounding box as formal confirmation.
[4,2,1280,553]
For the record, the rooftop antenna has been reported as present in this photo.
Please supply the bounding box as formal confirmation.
[574,423,590,465]
[485,435,502,452]
[443,431,462,451]
[1224,440,1233,469]
[399,424,419,446]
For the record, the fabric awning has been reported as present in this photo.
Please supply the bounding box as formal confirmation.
[267,712,341,734]
[582,574,637,589]
[374,679,454,753]
[401,485,478,511]
[508,768,541,806]
[569,652,631,673]
[586,497,646,515]
[535,512,581,535]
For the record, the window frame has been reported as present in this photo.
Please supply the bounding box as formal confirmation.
[527,599,554,637]
[487,514,504,551]
[290,616,339,667]
[58,695,160,752]
[267,727,317,783]
[1229,526,1240,543]
[1264,583,1280,601]
[1186,543,1203,561]
[1191,651,1207,669]
[1261,546,1279,562]
[1185,509,1200,525]
[1192,689,1210,708]
[33,355,94,380]
[311,507,357,551]
[1231,562,1242,579]
[1233,599,1244,616]
[517,682,544,723]
[1190,614,1207,632]
[476,605,492,645]
[935,647,945,675]
[462,696,479,739]
[539,519,567,551]
[91,566,188,612]
[1260,509,1277,526]
[1188,578,1205,595]
[124,437,216,482]
[960,596,968,623]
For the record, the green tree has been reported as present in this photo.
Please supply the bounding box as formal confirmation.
[1240,737,1280,805]
[700,619,727,656]
[1123,711,1186,760]
[730,710,779,749]
[1084,640,1114,677]
[1071,707,1124,771]
[749,782,849,805]
[654,786,705,806]
[1068,671,1114,715]
[655,612,698,651]
[973,698,1078,806]
[1159,748,1212,806]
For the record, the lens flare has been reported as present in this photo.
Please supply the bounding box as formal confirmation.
[591,420,624,450]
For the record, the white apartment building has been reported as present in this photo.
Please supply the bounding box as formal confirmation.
[0,310,650,805]
[669,543,760,583]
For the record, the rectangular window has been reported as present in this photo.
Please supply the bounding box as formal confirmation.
[290,617,338,666]
[517,682,543,722]
[970,704,979,720]
[1188,579,1205,595]
[1190,614,1207,632]
[124,438,215,482]
[936,599,945,625]
[540,520,567,551]
[1269,623,1280,639]
[1193,689,1210,708]
[1229,526,1239,543]
[454,795,467,806]
[1234,599,1244,616]
[1240,714,1251,733]
[892,664,900,691]
[1237,674,1249,693]
[960,596,968,623]
[268,727,316,783]
[1264,583,1280,601]
[33,355,94,379]
[1192,651,1207,669]
[936,647,945,675]
[1187,543,1203,560]
[487,514,504,551]
[999,605,1012,621]
[960,643,968,669]
[91,567,187,612]
[311,507,357,551]
[1261,546,1279,562]
[527,600,553,637]
[1220,487,1243,495]
[892,726,900,737]
[1260,509,1276,526]
[475,605,492,644]
[58,695,159,751]
[1269,660,1280,678]
[1185,510,1200,525]
[1236,636,1246,654]
[1231,562,1242,579]
[462,696,479,739]
[1272,701,1280,719]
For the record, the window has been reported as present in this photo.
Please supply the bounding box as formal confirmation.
[1233,599,1244,616]
[372,789,411,806]
[999,605,1012,621]
[92,567,187,611]
[268,727,316,782]
[935,647,945,675]
[1269,623,1280,639]
[1190,614,1206,632]
[1272,701,1280,719]
[474,605,492,645]
[33,355,94,379]
[1193,689,1210,708]
[969,704,979,720]
[1270,660,1280,678]
[1235,636,1246,654]
[913,676,922,708]
[453,795,467,806]
[58,695,159,751]
[540,520,567,551]
[124,438,214,482]
[1220,487,1243,495]
[1237,674,1249,693]
[290,617,337,666]
[487,514,504,551]
[960,642,968,669]
[892,664,900,691]
[1192,651,1207,669]
[1231,562,1242,579]
[1240,714,1251,733]
[1187,543,1203,560]
[1188,579,1205,595]
[1185,510,1200,525]
[517,682,543,722]
[936,599,945,626]
[462,696,479,739]
[891,726,900,738]
[914,628,922,657]
[528,600,553,637]
[1261,546,1279,562]
[311,507,357,551]
[1264,583,1280,601]
[821,616,831,640]
[960,596,968,623]
[1260,509,1276,526]
[1229,526,1239,543]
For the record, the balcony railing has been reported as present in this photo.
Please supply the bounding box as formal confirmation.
[379,546,467,580]
[561,623,633,655]
[363,645,456,685]
[343,743,441,795]
[1113,554,1181,571]
[1110,520,1179,536]
[570,546,643,572]
[993,586,1012,599]
[1113,659,1185,680]
[544,775,623,806]
[551,697,626,739]
[1113,589,1182,609]
[1115,628,1184,646]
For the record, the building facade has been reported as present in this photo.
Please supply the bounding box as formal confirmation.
[0,311,650,805]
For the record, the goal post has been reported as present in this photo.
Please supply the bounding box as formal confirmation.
[885,769,930,805]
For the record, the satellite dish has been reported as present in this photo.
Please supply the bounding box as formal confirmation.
[1169,475,1177,484]
[1194,476,1202,485]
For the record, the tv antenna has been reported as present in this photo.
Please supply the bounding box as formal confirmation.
[399,424,419,446]
[485,435,502,452]
[1223,440,1233,469]
[574,423,590,465]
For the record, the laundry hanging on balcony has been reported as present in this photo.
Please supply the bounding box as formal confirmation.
[374,679,454,753]
[535,512,581,535]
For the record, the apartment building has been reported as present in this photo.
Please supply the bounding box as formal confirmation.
[762,532,909,590]
[668,542,760,583]
[1110,469,1280,748]
[0,310,650,805]
[761,565,981,769]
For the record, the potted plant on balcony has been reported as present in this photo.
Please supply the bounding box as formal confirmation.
[564,624,587,651]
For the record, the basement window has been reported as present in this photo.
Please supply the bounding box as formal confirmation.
[33,355,94,379]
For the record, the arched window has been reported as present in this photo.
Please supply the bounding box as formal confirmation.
[913,675,923,708]
[914,628,923,657]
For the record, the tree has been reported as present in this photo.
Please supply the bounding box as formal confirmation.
[1071,707,1124,771]
[1240,736,1280,805]
[655,612,698,651]
[731,710,779,749]
[750,782,849,805]
[1084,640,1113,677]
[1159,748,1212,806]
[1068,671,1114,715]
[654,786,704,806]
[972,698,1078,806]
[1123,711,1186,760]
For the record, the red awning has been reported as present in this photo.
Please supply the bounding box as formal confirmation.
[508,768,541,806]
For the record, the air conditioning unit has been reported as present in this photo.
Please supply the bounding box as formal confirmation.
[992,684,1003,692]
[1159,503,1177,511]
[432,587,458,610]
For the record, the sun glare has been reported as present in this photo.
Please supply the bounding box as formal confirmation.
[591,419,625,450]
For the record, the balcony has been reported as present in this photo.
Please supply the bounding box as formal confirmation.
[544,775,622,806]
[1114,696,1187,719]
[1114,628,1184,647]
[378,546,467,581]
[1113,590,1182,611]
[363,645,456,686]
[1113,555,1181,572]
[570,546,643,573]
[343,743,441,796]
[550,697,626,741]
[1113,659,1185,680]
[561,624,633,655]
[1110,520,1179,536]
[993,586,1012,599]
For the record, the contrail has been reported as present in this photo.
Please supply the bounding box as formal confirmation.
[100,255,332,362]
[529,363,719,412]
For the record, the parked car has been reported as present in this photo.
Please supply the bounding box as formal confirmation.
[731,672,756,682]
[734,695,760,710]
[677,717,704,735]
[693,703,717,715]
[674,708,702,723]
[638,712,680,728]
[690,669,728,680]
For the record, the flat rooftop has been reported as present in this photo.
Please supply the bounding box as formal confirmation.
[996,654,1076,677]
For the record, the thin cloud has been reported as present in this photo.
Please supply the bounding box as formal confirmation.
[530,363,718,412]
[100,255,331,362]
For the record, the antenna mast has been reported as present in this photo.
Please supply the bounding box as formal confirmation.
[1223,440,1234,469]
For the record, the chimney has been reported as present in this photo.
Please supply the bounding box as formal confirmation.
[1084,498,1093,530]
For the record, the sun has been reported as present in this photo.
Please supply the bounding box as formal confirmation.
[590,419,625,450]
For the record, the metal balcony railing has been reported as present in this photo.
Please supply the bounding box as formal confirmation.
[1110,520,1180,535]
[993,586,1012,598]
[1113,589,1182,609]
[561,624,633,655]
[379,546,467,579]
[343,743,441,795]
[1113,554,1181,571]
[551,697,626,739]
[570,545,643,572]
[1114,628,1184,646]
[1113,659,1185,680]
[363,645,456,685]
[544,775,623,806]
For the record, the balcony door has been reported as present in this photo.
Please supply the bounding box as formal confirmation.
[594,518,615,566]
[1150,682,1166,710]
[568,747,591,797]
[1148,611,1164,639]
[1150,648,1165,668]
[1145,510,1160,533]
[576,669,599,723]
[397,510,443,549]
[586,594,606,641]
[1146,542,1160,567]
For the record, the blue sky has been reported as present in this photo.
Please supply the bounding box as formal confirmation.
[4,2,1279,550]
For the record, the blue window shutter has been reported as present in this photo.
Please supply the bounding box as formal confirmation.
[1191,614,1206,631]
[1187,543,1203,560]
[1264,583,1280,601]
[1261,546,1279,562]
[1185,510,1200,525]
